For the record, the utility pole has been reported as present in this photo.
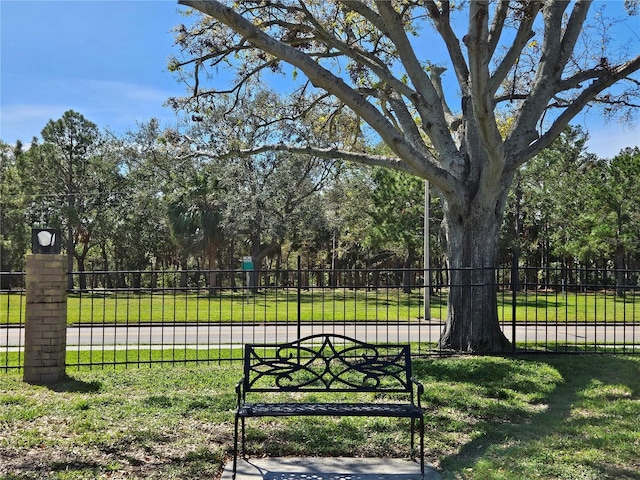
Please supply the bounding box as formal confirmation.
[424,180,430,322]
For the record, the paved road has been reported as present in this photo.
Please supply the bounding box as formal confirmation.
[2,322,638,349]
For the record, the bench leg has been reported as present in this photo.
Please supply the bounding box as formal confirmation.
[420,415,425,478]
[241,417,246,456]
[410,418,416,454]
[409,417,426,479]
[233,414,240,479]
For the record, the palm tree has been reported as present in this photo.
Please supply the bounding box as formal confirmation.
[167,172,224,292]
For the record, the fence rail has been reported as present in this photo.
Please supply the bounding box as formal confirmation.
[2,265,639,371]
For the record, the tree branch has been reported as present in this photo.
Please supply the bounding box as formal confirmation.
[467,1,504,164]
[514,54,640,167]
[488,1,540,96]
[423,0,470,90]
[194,143,422,176]
[178,0,464,199]
[487,1,510,59]
[376,1,459,161]
[507,2,588,156]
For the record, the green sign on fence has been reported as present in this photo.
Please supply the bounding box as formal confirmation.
[242,256,254,270]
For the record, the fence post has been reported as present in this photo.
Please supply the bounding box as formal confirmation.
[511,251,518,353]
[297,255,302,340]
[23,254,67,384]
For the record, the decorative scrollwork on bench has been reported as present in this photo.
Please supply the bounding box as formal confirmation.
[246,335,411,391]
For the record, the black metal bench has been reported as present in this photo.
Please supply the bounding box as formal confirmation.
[233,334,425,478]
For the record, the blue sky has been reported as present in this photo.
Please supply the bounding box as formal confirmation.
[1,0,186,142]
[1,0,639,158]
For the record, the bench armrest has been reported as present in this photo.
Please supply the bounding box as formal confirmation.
[410,376,424,409]
[235,377,245,408]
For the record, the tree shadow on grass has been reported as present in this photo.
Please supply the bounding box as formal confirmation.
[415,355,640,479]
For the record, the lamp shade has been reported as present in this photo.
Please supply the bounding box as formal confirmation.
[32,228,62,254]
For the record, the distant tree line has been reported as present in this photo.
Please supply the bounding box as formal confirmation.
[1,110,639,289]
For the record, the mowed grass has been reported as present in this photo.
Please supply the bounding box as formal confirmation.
[1,355,638,479]
[2,289,427,325]
[1,289,639,325]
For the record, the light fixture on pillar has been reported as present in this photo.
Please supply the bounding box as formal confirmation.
[31,228,61,254]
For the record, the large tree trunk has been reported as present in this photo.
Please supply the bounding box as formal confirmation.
[438,193,511,353]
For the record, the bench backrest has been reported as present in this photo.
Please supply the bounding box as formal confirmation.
[242,334,413,394]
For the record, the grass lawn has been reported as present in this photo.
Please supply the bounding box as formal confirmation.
[0,354,638,479]
[1,289,639,325]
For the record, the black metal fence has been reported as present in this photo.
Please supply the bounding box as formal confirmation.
[2,265,639,371]
[1,270,25,372]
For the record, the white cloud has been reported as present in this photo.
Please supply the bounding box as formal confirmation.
[0,78,181,142]
[0,104,71,142]
[80,79,172,105]
[584,122,640,159]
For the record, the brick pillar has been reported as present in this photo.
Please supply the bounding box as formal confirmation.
[23,254,67,384]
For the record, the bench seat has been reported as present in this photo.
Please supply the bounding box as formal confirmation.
[238,401,423,417]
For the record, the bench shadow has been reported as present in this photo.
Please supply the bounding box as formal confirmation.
[429,355,639,478]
